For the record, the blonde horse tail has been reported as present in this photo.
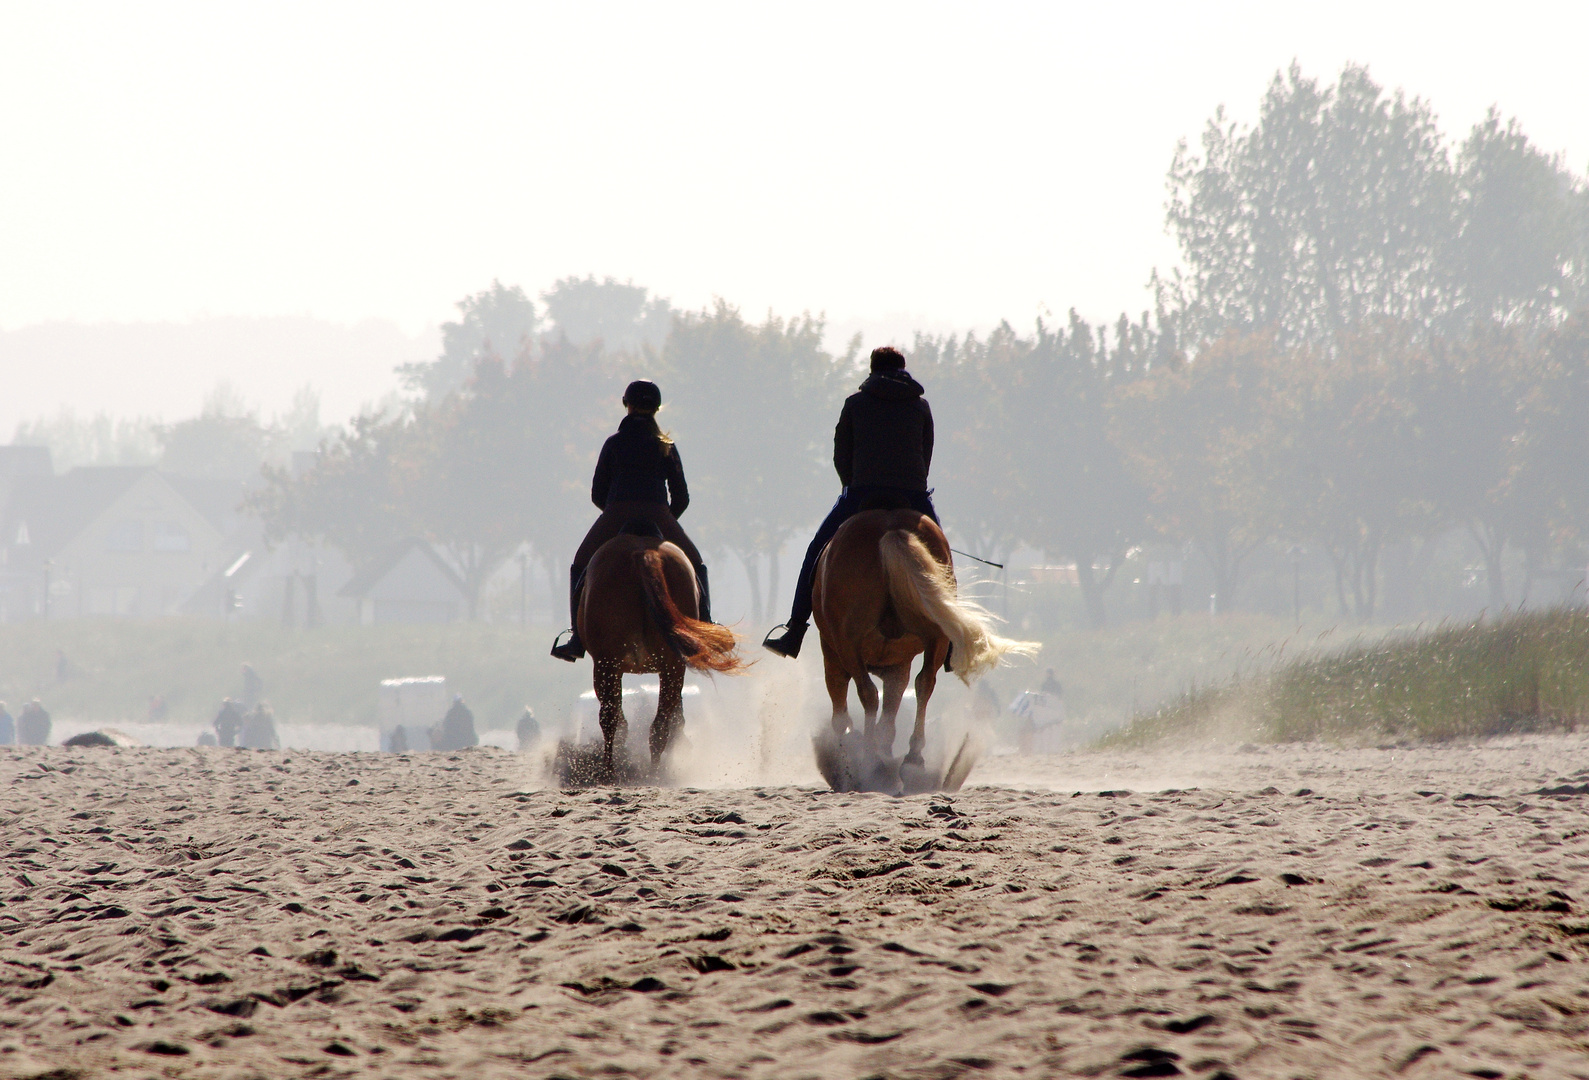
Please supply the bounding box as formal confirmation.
[635,549,745,674]
[879,529,1039,684]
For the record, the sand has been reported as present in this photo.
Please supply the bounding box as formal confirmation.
[3,735,1589,1079]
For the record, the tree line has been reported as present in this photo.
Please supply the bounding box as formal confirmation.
[245,63,1588,627]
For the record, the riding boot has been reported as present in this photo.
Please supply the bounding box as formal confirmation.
[762,620,808,659]
[550,566,587,662]
[694,564,713,624]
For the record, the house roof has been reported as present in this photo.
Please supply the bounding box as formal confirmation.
[338,538,468,600]
[163,474,252,533]
[1,467,150,564]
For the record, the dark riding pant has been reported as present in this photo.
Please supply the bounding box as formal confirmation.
[570,501,704,626]
[786,486,939,628]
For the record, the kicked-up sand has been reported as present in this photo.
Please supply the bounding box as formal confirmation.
[3,734,1589,1079]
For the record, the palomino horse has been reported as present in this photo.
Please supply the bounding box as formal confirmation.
[813,508,1035,787]
[578,529,744,779]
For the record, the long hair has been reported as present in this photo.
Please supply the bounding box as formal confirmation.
[631,409,674,451]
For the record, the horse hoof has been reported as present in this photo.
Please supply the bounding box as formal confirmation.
[903,752,924,768]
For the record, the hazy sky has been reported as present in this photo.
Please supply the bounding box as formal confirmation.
[2,2,1587,422]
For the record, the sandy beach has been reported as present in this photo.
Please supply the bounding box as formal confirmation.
[4,735,1589,1079]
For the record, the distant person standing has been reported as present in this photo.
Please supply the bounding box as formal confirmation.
[240,702,280,750]
[147,694,168,722]
[55,650,71,682]
[516,707,541,751]
[18,700,51,745]
[1040,668,1063,697]
[213,698,244,748]
[0,701,13,745]
[430,694,478,752]
[240,664,263,710]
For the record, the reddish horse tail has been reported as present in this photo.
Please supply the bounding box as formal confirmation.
[635,548,744,674]
[878,529,1038,683]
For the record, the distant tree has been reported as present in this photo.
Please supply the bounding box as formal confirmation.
[249,411,413,563]
[273,386,332,454]
[11,409,160,468]
[398,281,539,400]
[1451,110,1589,329]
[997,309,1150,625]
[663,301,848,622]
[254,340,631,617]
[1530,311,1589,556]
[1274,326,1432,620]
[1411,326,1553,609]
[1113,331,1277,614]
[1162,63,1455,350]
[159,383,274,480]
[541,275,674,354]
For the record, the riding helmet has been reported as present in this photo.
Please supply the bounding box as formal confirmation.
[622,380,662,411]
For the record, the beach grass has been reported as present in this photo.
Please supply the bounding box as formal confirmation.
[1103,607,1589,747]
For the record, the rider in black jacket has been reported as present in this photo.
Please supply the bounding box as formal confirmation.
[763,346,938,659]
[551,380,711,662]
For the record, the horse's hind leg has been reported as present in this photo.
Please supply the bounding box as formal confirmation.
[905,640,946,766]
[875,663,911,759]
[650,658,686,768]
[594,660,626,777]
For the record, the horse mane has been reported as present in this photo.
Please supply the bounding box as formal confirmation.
[634,549,745,674]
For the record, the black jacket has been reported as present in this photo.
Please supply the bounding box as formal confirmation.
[591,413,689,517]
[833,371,934,491]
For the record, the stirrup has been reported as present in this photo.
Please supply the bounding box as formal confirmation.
[762,622,806,659]
[550,628,585,662]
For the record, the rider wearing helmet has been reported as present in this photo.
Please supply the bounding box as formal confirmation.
[763,346,937,659]
[552,380,712,662]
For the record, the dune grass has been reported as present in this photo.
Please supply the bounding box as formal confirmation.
[1103,607,1589,747]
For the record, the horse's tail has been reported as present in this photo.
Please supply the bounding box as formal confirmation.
[635,549,745,674]
[879,529,1039,684]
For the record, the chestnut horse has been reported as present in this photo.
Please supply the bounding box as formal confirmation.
[813,509,1036,769]
[579,532,744,776]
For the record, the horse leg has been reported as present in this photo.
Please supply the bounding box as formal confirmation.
[821,637,851,735]
[906,640,945,766]
[594,659,626,777]
[650,658,686,767]
[854,671,881,744]
[875,662,911,759]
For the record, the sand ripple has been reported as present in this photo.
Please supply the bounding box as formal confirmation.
[3,736,1589,1078]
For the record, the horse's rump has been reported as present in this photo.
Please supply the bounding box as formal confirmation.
[816,509,1035,684]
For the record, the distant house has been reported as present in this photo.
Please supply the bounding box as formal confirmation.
[182,525,358,625]
[338,538,469,625]
[0,461,233,620]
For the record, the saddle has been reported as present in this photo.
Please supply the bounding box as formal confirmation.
[619,518,666,540]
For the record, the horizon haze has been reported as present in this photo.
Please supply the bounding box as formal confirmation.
[3,2,1587,432]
